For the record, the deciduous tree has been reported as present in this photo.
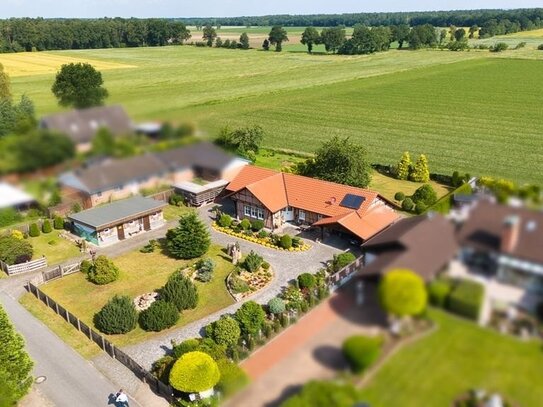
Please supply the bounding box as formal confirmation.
[239,32,250,49]
[301,27,320,53]
[234,301,266,337]
[319,27,345,53]
[202,24,217,47]
[268,26,288,52]
[52,63,108,108]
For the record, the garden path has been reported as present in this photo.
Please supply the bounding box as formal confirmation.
[225,282,386,407]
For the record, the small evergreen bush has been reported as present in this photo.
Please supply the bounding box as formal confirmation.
[160,272,198,311]
[394,191,405,201]
[243,250,263,272]
[297,273,316,289]
[240,218,251,231]
[80,259,92,274]
[139,300,179,331]
[94,295,138,334]
[53,216,64,230]
[250,219,264,231]
[258,230,268,238]
[29,223,40,237]
[218,214,232,228]
[291,236,301,248]
[87,256,120,285]
[280,234,292,249]
[206,316,241,348]
[342,335,383,373]
[402,197,415,212]
[42,219,52,234]
[332,252,356,271]
[267,297,286,315]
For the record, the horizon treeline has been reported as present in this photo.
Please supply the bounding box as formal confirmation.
[0,8,542,53]
[180,8,542,30]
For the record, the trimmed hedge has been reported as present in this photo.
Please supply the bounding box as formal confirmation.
[342,335,383,373]
[447,279,484,321]
[139,300,179,331]
[427,279,454,307]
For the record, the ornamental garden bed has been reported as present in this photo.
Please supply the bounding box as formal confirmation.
[212,215,310,252]
[227,265,274,301]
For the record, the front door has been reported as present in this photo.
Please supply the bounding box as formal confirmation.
[143,216,151,231]
[283,206,294,222]
[117,225,125,240]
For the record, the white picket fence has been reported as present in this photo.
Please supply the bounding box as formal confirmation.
[0,257,48,276]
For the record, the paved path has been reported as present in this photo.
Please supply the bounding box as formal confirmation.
[0,290,140,407]
[122,206,348,369]
[226,283,386,407]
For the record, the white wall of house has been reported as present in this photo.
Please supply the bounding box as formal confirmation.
[97,227,119,246]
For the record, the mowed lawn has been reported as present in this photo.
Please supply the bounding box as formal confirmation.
[29,231,81,265]
[3,46,542,183]
[40,244,235,346]
[182,58,543,184]
[360,309,543,407]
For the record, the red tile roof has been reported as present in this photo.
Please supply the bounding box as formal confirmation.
[226,166,400,240]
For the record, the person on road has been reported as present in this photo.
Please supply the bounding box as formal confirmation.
[115,389,129,406]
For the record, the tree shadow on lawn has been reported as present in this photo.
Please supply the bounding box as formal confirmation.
[264,384,304,407]
[312,344,349,371]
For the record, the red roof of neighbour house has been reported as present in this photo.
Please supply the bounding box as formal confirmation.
[225,166,400,240]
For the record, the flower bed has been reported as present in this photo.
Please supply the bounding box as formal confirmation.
[212,223,311,252]
[227,266,274,301]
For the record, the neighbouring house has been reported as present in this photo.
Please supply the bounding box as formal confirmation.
[456,199,543,311]
[59,142,248,208]
[0,182,35,211]
[40,105,133,153]
[67,196,166,246]
[223,166,399,242]
[360,213,458,281]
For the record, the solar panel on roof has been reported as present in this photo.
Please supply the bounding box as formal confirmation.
[340,194,365,210]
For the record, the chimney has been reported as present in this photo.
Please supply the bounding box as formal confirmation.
[501,215,520,253]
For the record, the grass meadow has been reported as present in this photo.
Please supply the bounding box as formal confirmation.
[2,44,543,183]
[360,309,543,407]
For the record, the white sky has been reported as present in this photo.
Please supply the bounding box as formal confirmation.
[1,0,542,19]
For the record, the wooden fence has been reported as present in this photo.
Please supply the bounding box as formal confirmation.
[146,188,174,203]
[0,257,47,276]
[26,280,174,402]
[327,256,364,290]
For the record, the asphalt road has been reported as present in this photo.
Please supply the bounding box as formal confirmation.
[0,291,138,407]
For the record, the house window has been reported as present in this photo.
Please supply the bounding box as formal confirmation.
[317,214,323,220]
[244,205,264,220]
[299,210,306,221]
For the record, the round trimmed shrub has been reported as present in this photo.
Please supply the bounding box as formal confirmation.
[379,269,427,317]
[94,295,138,334]
[538,44,543,51]
[412,184,437,206]
[160,272,198,311]
[280,234,292,249]
[53,216,64,230]
[267,297,286,315]
[139,300,179,332]
[42,219,52,234]
[250,219,264,232]
[80,259,92,275]
[332,252,356,271]
[240,218,251,231]
[87,256,119,285]
[342,335,383,373]
[258,230,268,239]
[169,351,220,393]
[427,279,453,307]
[29,223,40,237]
[234,300,266,337]
[415,202,427,214]
[262,261,270,270]
[297,273,316,289]
[401,197,415,212]
[394,191,405,201]
[207,316,241,348]
[218,214,232,228]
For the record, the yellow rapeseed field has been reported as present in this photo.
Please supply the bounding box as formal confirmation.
[0,52,135,77]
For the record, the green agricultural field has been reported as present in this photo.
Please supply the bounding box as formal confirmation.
[360,309,543,407]
[3,45,542,183]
